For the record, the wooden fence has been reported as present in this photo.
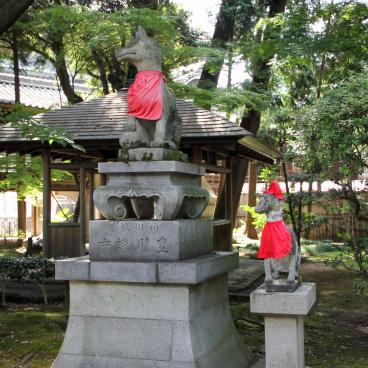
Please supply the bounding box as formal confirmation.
[235,193,367,241]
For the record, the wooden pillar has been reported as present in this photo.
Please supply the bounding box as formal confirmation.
[225,157,233,250]
[245,161,258,239]
[88,172,95,221]
[42,150,51,258]
[32,205,39,236]
[79,167,86,255]
[17,198,26,236]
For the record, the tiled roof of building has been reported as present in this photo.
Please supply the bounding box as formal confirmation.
[0,89,249,144]
[0,70,90,109]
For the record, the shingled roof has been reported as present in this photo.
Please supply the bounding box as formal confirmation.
[0,89,249,145]
[0,70,90,110]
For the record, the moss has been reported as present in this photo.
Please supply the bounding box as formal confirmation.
[0,304,67,367]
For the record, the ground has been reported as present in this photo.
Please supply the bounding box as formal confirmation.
[0,254,367,367]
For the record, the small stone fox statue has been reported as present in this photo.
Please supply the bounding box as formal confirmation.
[255,181,301,292]
[115,26,182,150]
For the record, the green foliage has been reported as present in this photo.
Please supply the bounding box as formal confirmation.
[171,82,268,118]
[0,256,54,283]
[300,71,368,183]
[258,165,278,182]
[0,153,73,199]
[353,279,368,296]
[0,256,55,305]
[303,240,337,257]
[241,205,266,231]
[1,104,85,152]
[52,208,73,223]
[325,237,368,279]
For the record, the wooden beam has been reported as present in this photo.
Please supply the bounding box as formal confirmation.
[203,164,231,174]
[50,163,98,170]
[51,149,104,160]
[88,172,95,221]
[42,150,51,258]
[79,167,86,255]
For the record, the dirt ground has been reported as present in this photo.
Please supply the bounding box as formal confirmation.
[0,261,367,367]
[232,261,368,368]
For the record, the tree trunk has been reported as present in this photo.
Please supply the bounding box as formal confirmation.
[216,0,287,225]
[1,282,6,307]
[51,41,83,104]
[92,50,109,95]
[0,0,34,35]
[197,0,236,92]
[12,30,21,103]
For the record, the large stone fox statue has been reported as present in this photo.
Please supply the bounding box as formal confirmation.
[115,26,182,150]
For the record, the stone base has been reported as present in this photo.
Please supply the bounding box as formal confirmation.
[55,252,239,284]
[128,147,188,161]
[250,283,316,368]
[53,274,252,368]
[89,219,213,261]
[265,279,301,293]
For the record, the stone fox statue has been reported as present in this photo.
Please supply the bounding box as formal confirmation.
[115,26,182,149]
[255,181,301,291]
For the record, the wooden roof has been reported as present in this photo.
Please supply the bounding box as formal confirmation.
[0,89,249,146]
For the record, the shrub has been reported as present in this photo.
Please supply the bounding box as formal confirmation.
[0,256,55,306]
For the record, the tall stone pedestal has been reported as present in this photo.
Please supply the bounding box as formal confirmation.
[53,160,252,367]
[250,283,316,368]
[53,253,252,368]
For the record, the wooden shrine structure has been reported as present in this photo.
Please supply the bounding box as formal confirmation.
[0,90,279,257]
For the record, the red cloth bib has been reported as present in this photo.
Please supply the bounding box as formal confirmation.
[128,70,164,120]
[257,220,292,259]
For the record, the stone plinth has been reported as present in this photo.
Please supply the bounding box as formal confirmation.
[93,161,209,221]
[55,252,239,284]
[250,283,316,368]
[89,219,213,261]
[53,272,252,368]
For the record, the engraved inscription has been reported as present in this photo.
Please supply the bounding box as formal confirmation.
[136,223,144,231]
[150,225,159,232]
[157,236,168,253]
[136,237,149,249]
[120,223,130,233]
[115,238,128,249]
[98,238,111,247]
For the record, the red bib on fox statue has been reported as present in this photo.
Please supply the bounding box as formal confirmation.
[128,70,164,120]
[257,181,292,259]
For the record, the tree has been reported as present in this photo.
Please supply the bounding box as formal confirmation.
[0,0,34,35]
[215,0,287,224]
[300,71,368,222]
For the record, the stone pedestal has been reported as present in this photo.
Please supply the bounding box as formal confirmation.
[53,160,252,367]
[250,283,316,368]
[53,253,252,368]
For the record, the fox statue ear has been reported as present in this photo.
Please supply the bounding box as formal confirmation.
[136,25,148,40]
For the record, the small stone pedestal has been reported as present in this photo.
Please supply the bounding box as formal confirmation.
[250,283,316,368]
